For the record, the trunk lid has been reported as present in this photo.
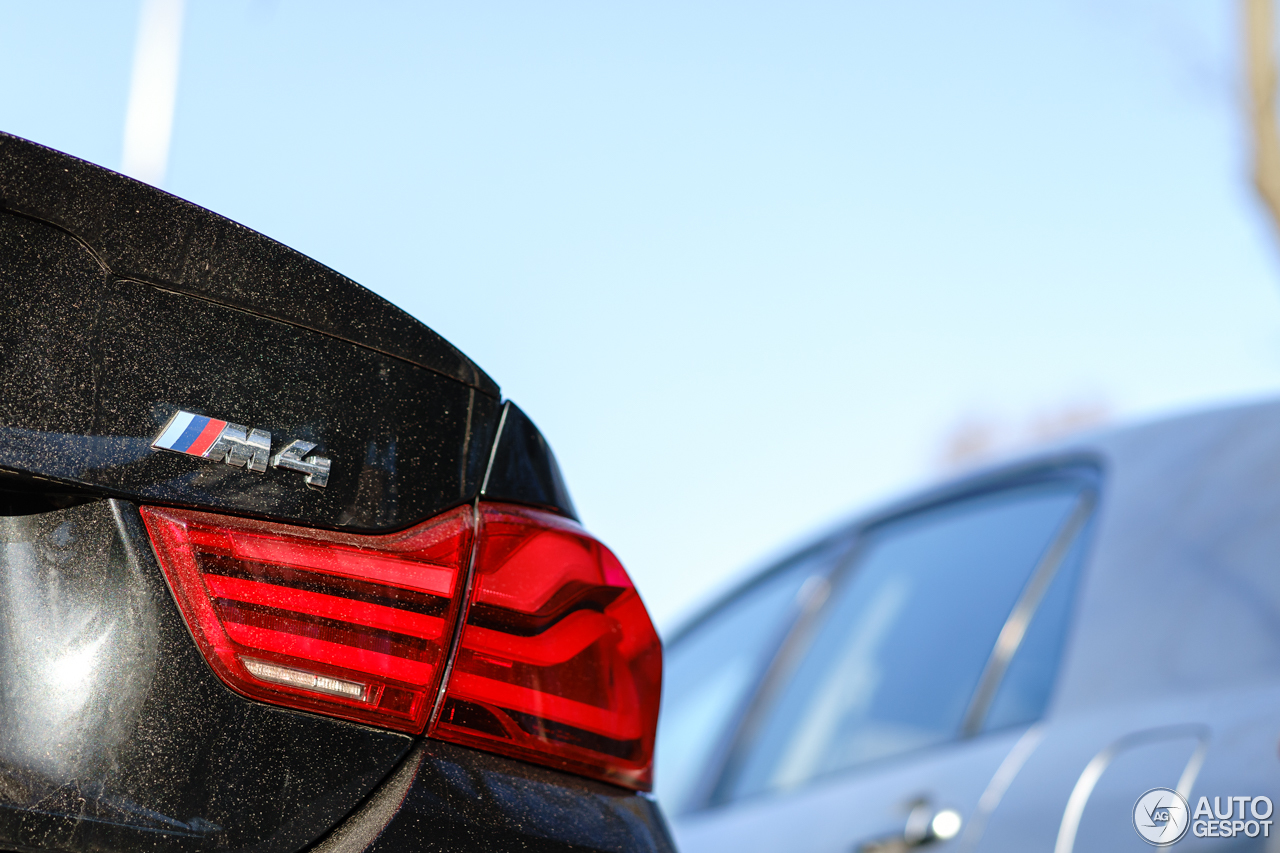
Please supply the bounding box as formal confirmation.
[0,133,499,531]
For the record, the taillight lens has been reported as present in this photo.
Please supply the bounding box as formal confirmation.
[140,504,474,733]
[140,501,662,790]
[431,504,662,790]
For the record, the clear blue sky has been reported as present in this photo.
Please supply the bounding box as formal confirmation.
[4,1,1279,628]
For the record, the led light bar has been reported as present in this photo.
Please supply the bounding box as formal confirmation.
[242,658,368,700]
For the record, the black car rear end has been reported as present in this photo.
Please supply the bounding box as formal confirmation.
[0,133,672,853]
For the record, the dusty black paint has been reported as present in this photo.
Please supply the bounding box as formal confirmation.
[315,740,675,853]
[482,403,578,520]
[0,210,499,532]
[0,133,496,396]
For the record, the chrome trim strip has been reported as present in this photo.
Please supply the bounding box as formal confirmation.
[961,492,1096,736]
[478,401,511,496]
[1054,724,1209,853]
[956,724,1047,853]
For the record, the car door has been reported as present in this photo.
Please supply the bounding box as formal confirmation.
[671,470,1098,853]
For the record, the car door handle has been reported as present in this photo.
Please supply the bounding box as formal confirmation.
[856,803,964,853]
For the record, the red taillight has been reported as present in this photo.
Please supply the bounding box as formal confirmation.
[140,504,474,733]
[140,501,662,790]
[431,504,662,790]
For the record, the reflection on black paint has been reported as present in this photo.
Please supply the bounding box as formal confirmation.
[0,498,413,853]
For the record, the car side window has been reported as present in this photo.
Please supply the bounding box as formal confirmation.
[654,533,854,816]
[717,479,1091,802]
[980,519,1091,733]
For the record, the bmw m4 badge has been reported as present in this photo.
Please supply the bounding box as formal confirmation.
[151,410,332,488]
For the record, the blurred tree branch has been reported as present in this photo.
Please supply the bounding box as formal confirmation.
[1246,0,1280,230]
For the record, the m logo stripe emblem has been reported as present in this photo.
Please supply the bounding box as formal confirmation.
[151,409,332,488]
[154,411,231,457]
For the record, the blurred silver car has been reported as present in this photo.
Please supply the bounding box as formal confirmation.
[656,401,1280,852]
